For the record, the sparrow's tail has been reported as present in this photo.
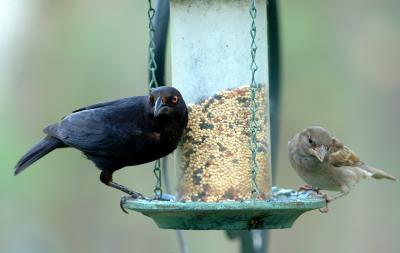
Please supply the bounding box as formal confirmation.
[360,164,397,181]
[15,136,65,175]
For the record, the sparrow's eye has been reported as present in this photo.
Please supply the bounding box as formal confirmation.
[308,138,314,145]
[149,96,155,105]
[171,96,179,104]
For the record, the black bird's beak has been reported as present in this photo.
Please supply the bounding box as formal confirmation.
[154,97,168,117]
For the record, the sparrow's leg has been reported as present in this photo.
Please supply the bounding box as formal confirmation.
[100,171,147,213]
[320,186,350,213]
[327,187,350,202]
[319,192,330,213]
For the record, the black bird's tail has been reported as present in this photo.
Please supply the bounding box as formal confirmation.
[15,136,64,175]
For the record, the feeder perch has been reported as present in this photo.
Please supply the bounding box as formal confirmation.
[123,0,326,229]
[123,187,325,230]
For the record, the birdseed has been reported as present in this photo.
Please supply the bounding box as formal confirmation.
[177,84,271,202]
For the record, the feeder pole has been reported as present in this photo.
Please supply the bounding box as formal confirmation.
[267,0,281,177]
[149,0,169,87]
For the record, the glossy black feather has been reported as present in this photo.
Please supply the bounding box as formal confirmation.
[15,87,188,178]
[46,96,150,157]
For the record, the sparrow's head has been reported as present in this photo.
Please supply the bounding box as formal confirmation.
[149,86,187,120]
[298,126,333,162]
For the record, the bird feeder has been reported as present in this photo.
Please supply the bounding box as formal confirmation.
[123,0,325,230]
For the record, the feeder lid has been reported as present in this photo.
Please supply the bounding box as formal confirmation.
[122,187,326,230]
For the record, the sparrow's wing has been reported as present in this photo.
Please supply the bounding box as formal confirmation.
[329,138,362,167]
[329,138,396,180]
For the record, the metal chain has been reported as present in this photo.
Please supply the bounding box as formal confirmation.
[249,0,260,198]
[147,0,162,198]
[148,0,159,89]
[153,158,162,197]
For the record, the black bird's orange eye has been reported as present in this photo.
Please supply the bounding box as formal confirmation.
[171,96,179,104]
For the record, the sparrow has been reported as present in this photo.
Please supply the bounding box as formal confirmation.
[288,126,396,212]
[15,86,188,201]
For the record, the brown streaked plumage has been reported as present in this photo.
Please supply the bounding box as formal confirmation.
[288,126,396,212]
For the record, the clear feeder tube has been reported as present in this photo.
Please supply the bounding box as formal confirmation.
[170,0,271,202]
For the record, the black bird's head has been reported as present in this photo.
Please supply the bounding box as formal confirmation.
[149,86,187,120]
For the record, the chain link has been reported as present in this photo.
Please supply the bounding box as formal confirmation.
[249,0,260,198]
[147,0,162,198]
[153,159,162,197]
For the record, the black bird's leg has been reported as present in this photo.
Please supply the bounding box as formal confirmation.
[100,170,145,198]
[100,171,147,213]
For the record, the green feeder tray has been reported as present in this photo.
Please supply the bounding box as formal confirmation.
[122,187,326,230]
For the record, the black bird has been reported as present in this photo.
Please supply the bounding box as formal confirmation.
[15,86,188,199]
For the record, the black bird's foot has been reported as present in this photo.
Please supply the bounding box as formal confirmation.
[152,193,176,201]
[120,193,148,214]
[130,191,146,200]
[120,196,130,214]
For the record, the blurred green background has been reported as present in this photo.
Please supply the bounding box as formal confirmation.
[1,1,399,253]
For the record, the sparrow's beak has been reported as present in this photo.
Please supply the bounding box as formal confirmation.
[312,145,327,162]
[154,96,168,117]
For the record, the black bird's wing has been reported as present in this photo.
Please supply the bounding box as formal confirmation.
[72,99,123,113]
[45,97,157,157]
